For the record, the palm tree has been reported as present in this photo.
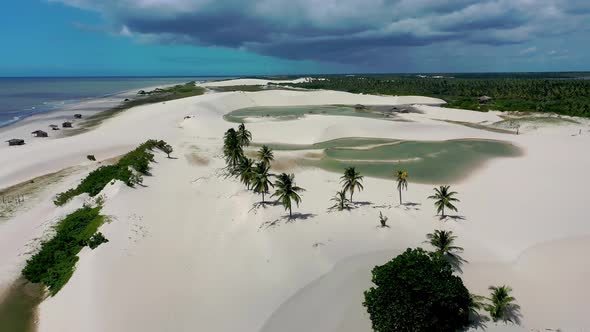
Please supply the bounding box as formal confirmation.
[272,173,304,218]
[257,145,274,167]
[486,286,520,324]
[223,128,243,169]
[330,190,351,211]
[236,157,255,189]
[425,229,465,269]
[394,169,408,205]
[428,185,459,217]
[340,167,364,203]
[237,123,252,147]
[251,162,274,203]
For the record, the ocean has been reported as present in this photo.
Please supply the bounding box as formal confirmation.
[0,77,228,127]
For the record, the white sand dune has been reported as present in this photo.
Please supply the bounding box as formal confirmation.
[0,78,589,332]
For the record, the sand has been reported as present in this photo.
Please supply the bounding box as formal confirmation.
[0,78,589,332]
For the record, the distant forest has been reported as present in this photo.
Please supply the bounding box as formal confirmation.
[281,73,590,117]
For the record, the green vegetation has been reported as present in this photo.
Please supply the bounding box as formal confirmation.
[428,185,460,217]
[251,162,274,203]
[21,206,106,295]
[257,145,274,167]
[208,85,267,92]
[363,248,471,331]
[330,190,351,211]
[54,139,170,206]
[340,166,364,203]
[272,173,304,218]
[426,230,465,271]
[378,211,388,228]
[86,155,96,161]
[394,169,408,205]
[87,232,109,249]
[486,286,521,324]
[67,83,205,134]
[237,123,252,147]
[285,75,590,118]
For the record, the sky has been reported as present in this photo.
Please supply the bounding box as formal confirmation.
[1,0,590,76]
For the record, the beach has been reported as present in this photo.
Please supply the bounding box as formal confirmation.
[1,78,589,332]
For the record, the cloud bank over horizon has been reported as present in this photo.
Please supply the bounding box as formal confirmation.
[43,0,590,72]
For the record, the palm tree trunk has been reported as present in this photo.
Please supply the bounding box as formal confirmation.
[262,192,265,203]
[442,205,445,217]
[350,190,354,203]
[398,187,402,205]
[289,206,292,219]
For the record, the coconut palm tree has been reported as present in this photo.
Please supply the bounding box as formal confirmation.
[272,173,304,218]
[251,162,274,203]
[236,157,255,189]
[330,190,351,211]
[340,167,364,203]
[394,169,408,205]
[486,286,520,324]
[223,128,243,169]
[257,145,274,167]
[425,229,465,270]
[237,123,252,147]
[428,185,459,217]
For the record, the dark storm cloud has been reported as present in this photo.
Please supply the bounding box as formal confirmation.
[51,0,590,64]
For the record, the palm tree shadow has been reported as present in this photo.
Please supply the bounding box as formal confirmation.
[505,304,523,325]
[350,201,373,209]
[439,214,466,222]
[259,213,317,230]
[465,314,489,331]
[400,202,421,210]
[285,213,317,223]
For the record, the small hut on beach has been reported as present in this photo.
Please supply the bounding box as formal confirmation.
[62,121,73,128]
[478,96,492,104]
[6,139,25,146]
[31,130,48,137]
[49,124,60,130]
[74,114,82,119]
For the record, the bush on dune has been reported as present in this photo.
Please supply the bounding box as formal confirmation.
[54,139,170,206]
[363,248,471,332]
[22,206,106,295]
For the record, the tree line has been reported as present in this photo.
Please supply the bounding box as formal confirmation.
[285,76,590,118]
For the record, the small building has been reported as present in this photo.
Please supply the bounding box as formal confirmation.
[74,114,82,119]
[31,130,48,137]
[7,139,25,146]
[62,121,73,128]
[49,124,60,131]
[478,96,492,104]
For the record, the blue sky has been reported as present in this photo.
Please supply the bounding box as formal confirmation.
[1,0,590,76]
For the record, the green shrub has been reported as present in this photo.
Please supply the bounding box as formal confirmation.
[22,206,105,295]
[54,140,168,206]
[363,248,470,332]
[87,232,108,249]
[87,155,96,161]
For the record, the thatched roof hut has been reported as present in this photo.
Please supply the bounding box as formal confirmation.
[74,114,82,119]
[31,130,48,137]
[6,139,25,146]
[478,96,492,104]
[62,121,73,128]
